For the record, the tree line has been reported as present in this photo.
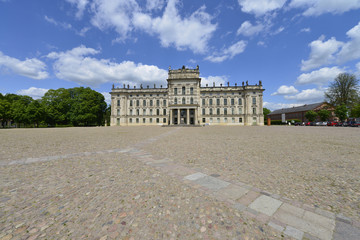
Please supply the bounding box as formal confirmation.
[0,87,110,128]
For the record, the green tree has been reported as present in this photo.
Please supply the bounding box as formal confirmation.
[27,99,45,127]
[317,109,330,121]
[263,108,271,122]
[305,110,317,122]
[325,73,359,107]
[0,99,12,127]
[11,96,33,127]
[334,104,348,121]
[349,103,360,118]
[105,105,111,126]
[42,88,72,126]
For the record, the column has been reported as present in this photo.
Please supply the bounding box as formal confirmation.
[170,109,173,125]
[186,109,190,125]
[194,108,198,125]
[177,109,180,125]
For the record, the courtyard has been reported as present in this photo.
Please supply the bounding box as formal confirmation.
[0,126,359,239]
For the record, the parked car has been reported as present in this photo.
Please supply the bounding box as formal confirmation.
[349,121,360,127]
[310,122,316,126]
[335,122,343,127]
[294,122,302,126]
[305,122,311,126]
[342,122,349,127]
[327,121,337,126]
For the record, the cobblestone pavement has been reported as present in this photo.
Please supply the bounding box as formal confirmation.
[1,126,359,239]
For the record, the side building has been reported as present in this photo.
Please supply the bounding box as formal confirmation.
[110,66,264,126]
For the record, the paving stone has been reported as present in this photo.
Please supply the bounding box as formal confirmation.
[237,191,260,206]
[183,172,207,181]
[268,221,284,232]
[248,195,283,216]
[333,221,360,240]
[284,225,304,240]
[303,211,335,231]
[314,208,335,219]
[336,213,352,224]
[193,176,230,191]
[279,203,305,218]
[214,184,249,201]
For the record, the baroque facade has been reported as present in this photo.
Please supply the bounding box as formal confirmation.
[110,66,264,126]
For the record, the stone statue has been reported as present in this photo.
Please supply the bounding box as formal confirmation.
[246,80,248,86]
[259,80,262,86]
[242,81,244,86]
[112,84,114,89]
[123,84,125,88]
[140,84,143,89]
[213,82,215,87]
[169,66,171,70]
[196,65,199,70]
[147,85,149,88]
[227,82,229,86]
[127,84,129,89]
[182,65,185,70]
[235,83,237,87]
[154,84,156,88]
[161,85,162,88]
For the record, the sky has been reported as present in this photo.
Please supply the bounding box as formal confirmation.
[0,0,360,110]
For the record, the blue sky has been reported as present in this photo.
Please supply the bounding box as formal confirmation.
[1,0,360,110]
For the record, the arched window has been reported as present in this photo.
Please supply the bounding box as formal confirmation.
[190,87,193,95]
[182,97,185,104]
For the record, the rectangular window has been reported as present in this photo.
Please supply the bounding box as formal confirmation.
[136,109,139,115]
[117,109,120,116]
[217,108,220,115]
[224,117,227,122]
[253,108,256,114]
[156,109,160,115]
[163,99,166,106]
[174,88,177,95]
[224,99,227,106]
[163,109,166,115]
[117,99,120,106]
[217,118,220,123]
[210,118,213,123]
[129,118,132,123]
[136,100,139,106]
[224,108,227,115]
[156,118,159,123]
[202,118,205,123]
[143,118,146,123]
[239,118,243,123]
[117,118,120,125]
[157,99,160,106]
[150,109,153,115]
[231,99,234,105]
[190,87,193,95]
[202,99,205,105]
[217,99,220,106]
[143,109,146,115]
[136,118,139,123]
[238,98,242,105]
[210,109,213,115]
[143,100,146,106]
[163,118,166,123]
[150,100,153,106]
[209,99,213,106]
[130,100,133,106]
[182,87,185,95]
[232,117,235,123]
[150,118,152,123]
[252,97,256,104]
[239,108,242,114]
[202,108,205,115]
[232,108,235,115]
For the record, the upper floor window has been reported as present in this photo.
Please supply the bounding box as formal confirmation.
[252,97,256,104]
[182,86,185,95]
[150,109,153,115]
[238,98,242,105]
[182,97,185,104]
[117,100,120,106]
[174,98,177,104]
[129,109,133,115]
[136,109,140,115]
[231,99,234,105]
[150,100,153,106]
[190,87,193,95]
[163,99,166,106]
[190,97,193,104]
[156,99,160,106]
[216,99,220,106]
[224,99,227,106]
[209,109,213,115]
[143,109,146,115]
[209,99,213,106]
[253,108,256,114]
[143,100,146,106]
[117,109,120,116]
[157,109,160,115]
[202,99,205,105]
[224,108,227,115]
[163,109,166,115]
[174,88,178,95]
[217,108,220,115]
[136,100,139,107]
[130,100,133,107]
[202,109,205,115]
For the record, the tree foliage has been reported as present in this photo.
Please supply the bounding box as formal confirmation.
[334,104,348,121]
[350,103,360,118]
[263,108,271,121]
[325,73,359,107]
[317,109,330,121]
[305,110,317,122]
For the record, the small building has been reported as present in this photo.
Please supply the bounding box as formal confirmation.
[110,65,265,126]
[267,102,336,122]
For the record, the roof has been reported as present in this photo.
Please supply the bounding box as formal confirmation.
[268,102,324,115]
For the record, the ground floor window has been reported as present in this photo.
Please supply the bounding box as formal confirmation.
[130,118,132,123]
[217,118,220,123]
[117,118,120,125]
[232,117,235,123]
[163,118,166,123]
[143,118,146,123]
[210,118,213,123]
[253,117,257,122]
[136,118,139,123]
[156,118,159,123]
[150,118,152,123]
[224,117,227,122]
[239,118,242,123]
[202,118,205,123]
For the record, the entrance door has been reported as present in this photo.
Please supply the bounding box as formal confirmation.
[190,109,195,124]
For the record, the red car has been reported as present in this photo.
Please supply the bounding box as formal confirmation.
[327,121,337,126]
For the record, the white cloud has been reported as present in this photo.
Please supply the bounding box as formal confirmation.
[205,40,247,63]
[133,0,217,53]
[66,0,89,19]
[271,85,299,96]
[90,0,139,40]
[296,67,344,85]
[200,75,227,87]
[300,27,311,33]
[290,0,360,16]
[146,0,165,11]
[0,51,48,79]
[237,21,264,37]
[301,35,343,71]
[16,87,49,99]
[101,92,111,105]
[47,45,167,87]
[44,16,72,30]
[337,21,360,63]
[356,62,360,76]
[284,88,325,103]
[238,0,287,16]
[263,102,303,111]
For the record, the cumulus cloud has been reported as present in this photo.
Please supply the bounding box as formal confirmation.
[47,45,167,87]
[205,40,247,63]
[263,102,303,111]
[301,35,343,71]
[337,21,360,64]
[296,67,344,85]
[133,0,217,53]
[66,0,89,19]
[145,0,165,11]
[44,15,72,30]
[16,87,49,99]
[237,21,264,37]
[237,0,287,16]
[0,51,48,79]
[289,0,360,16]
[101,92,111,105]
[271,85,299,96]
[300,28,311,33]
[200,75,227,87]
[284,88,325,103]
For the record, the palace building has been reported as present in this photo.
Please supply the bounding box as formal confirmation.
[110,66,264,126]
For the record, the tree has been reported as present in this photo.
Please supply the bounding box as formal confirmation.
[305,110,317,122]
[325,73,359,107]
[317,109,330,121]
[27,99,45,127]
[350,103,360,118]
[263,108,271,122]
[334,104,348,121]
[0,99,11,127]
[11,96,33,127]
[42,88,72,126]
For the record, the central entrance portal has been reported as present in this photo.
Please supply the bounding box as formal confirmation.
[171,108,196,125]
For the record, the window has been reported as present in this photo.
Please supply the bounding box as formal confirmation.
[231,99,234,105]
[232,118,235,123]
[224,108,227,115]
[202,109,205,115]
[202,118,205,123]
[252,97,256,104]
[143,100,146,106]
[224,117,227,122]
[217,108,220,115]
[136,100,139,107]
[129,118,132,123]
[253,117,257,123]
[182,97,185,104]
[136,118,139,123]
[156,109,160,115]
[163,109,166,115]
[150,109,153,115]
[157,99,160,106]
[156,118,159,123]
[190,97,193,104]
[182,86,185,95]
[174,98,177,104]
[117,118,120,125]
[217,99,220,106]
[136,109,139,115]
[117,109,120,116]
[224,99,227,105]
[239,108,242,114]
[143,118,146,123]
[210,118,213,123]
[238,98,242,105]
[174,88,178,95]
[130,109,133,115]
[239,118,243,123]
[163,99,166,106]
[163,118,166,123]
[217,118,220,123]
[150,100,153,106]
[253,108,256,114]
[190,87,193,95]
[210,109,213,115]
[150,118,152,123]
[130,100,133,106]
[117,100,120,106]
[143,109,146,115]
[232,108,235,115]
[202,99,205,105]
[209,99,213,106]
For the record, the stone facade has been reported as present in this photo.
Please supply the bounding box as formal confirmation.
[110,66,264,126]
